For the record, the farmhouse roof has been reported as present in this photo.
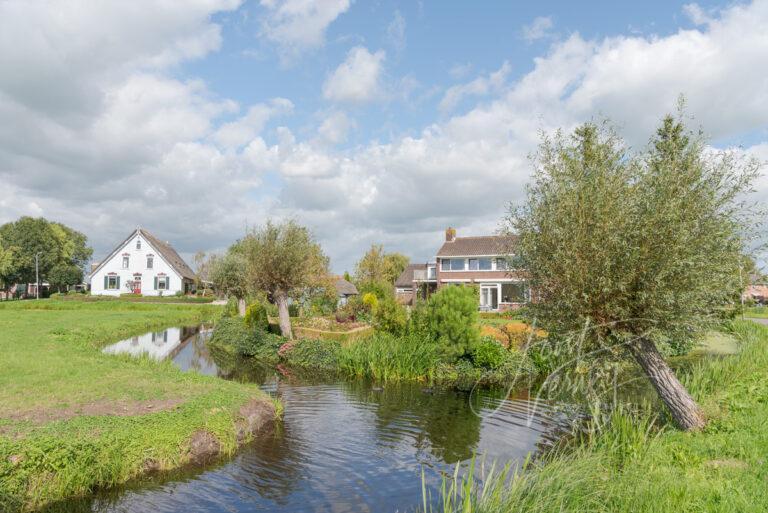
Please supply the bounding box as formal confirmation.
[89,228,195,281]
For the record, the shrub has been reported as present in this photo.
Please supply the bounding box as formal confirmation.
[362,292,379,311]
[357,279,394,300]
[279,338,341,370]
[425,285,480,361]
[243,302,269,331]
[372,297,407,336]
[210,317,284,360]
[471,336,508,369]
[288,303,300,317]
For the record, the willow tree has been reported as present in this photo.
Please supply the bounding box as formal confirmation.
[509,114,759,431]
[242,220,330,338]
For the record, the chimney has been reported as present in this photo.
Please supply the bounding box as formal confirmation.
[445,227,456,242]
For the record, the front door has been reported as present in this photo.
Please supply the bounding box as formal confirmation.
[133,276,142,295]
[480,284,499,311]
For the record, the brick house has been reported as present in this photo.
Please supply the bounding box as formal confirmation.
[395,227,528,311]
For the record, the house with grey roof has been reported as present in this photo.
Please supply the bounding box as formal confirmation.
[396,227,527,311]
[334,276,359,306]
[89,228,196,296]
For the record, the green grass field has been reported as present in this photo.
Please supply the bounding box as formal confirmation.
[431,320,768,513]
[0,300,274,512]
[745,305,768,318]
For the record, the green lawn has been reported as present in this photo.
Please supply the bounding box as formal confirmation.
[434,320,768,513]
[0,300,275,512]
[745,305,768,318]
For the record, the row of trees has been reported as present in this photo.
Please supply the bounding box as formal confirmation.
[0,217,92,295]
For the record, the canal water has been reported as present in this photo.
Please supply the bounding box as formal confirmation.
[54,327,569,513]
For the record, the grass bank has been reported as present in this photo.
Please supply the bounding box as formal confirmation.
[0,300,277,513]
[745,305,768,318]
[429,320,768,513]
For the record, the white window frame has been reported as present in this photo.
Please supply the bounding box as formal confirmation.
[122,256,129,269]
[146,255,154,269]
[107,275,119,290]
[157,276,169,290]
[136,239,141,250]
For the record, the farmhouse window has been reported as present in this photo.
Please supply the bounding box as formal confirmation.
[154,276,169,290]
[122,256,129,269]
[147,255,154,269]
[136,239,141,250]
[105,275,120,290]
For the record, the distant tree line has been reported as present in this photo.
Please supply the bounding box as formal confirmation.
[0,217,92,295]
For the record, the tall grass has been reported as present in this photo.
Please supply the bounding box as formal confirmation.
[338,333,441,381]
[425,321,768,513]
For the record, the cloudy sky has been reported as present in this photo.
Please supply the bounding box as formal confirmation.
[0,0,766,273]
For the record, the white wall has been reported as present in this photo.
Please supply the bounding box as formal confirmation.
[90,232,184,296]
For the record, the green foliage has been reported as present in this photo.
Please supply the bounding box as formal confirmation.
[509,113,759,364]
[425,286,480,361]
[0,217,92,289]
[372,296,408,335]
[210,317,284,360]
[222,296,239,318]
[362,292,379,310]
[354,244,410,285]
[279,338,341,370]
[357,279,394,300]
[209,250,248,299]
[243,302,269,331]
[470,336,508,369]
[339,333,441,381]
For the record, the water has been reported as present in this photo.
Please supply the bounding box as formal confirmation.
[74,328,568,512]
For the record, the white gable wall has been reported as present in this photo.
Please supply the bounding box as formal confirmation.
[90,232,185,296]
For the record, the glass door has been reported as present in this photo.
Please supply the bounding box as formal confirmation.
[480,284,499,311]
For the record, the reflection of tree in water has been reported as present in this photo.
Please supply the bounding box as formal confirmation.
[342,381,491,464]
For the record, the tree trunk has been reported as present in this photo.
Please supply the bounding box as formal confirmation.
[237,298,246,317]
[628,336,706,431]
[275,291,293,339]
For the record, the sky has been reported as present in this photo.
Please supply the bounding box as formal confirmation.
[0,0,766,274]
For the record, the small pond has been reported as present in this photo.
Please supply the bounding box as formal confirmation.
[59,327,570,512]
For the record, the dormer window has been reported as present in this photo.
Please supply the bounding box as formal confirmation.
[147,255,154,269]
[122,255,129,269]
[136,239,141,250]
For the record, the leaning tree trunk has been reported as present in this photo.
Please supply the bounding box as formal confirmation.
[275,291,293,339]
[237,298,246,317]
[628,337,706,431]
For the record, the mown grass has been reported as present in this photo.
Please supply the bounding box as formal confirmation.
[427,320,768,513]
[745,305,768,318]
[0,299,273,513]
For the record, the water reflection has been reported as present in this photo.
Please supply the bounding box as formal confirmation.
[69,327,569,513]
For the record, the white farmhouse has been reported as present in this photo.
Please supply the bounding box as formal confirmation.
[89,228,196,296]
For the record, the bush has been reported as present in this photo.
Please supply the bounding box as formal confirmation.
[210,317,284,360]
[471,336,508,369]
[425,285,480,361]
[362,292,379,311]
[288,303,300,317]
[279,338,341,370]
[357,280,394,300]
[244,302,269,331]
[372,297,407,336]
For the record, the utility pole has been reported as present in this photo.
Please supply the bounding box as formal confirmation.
[35,252,41,300]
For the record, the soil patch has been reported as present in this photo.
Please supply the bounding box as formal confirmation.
[188,430,221,465]
[0,398,184,425]
[235,398,277,443]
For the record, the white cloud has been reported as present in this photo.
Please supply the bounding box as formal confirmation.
[386,10,406,53]
[317,111,356,145]
[212,98,293,149]
[259,0,351,61]
[439,61,511,113]
[322,46,386,104]
[521,16,554,42]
